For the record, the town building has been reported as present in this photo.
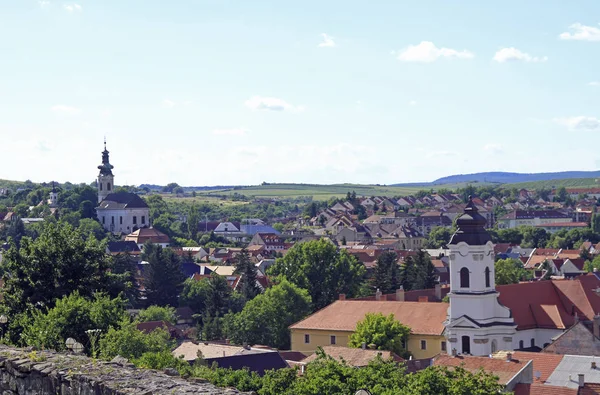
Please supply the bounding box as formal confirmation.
[95,142,150,234]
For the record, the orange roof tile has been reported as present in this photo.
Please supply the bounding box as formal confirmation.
[509,351,563,383]
[580,383,600,395]
[289,301,448,335]
[302,346,402,367]
[433,354,529,385]
[513,383,577,395]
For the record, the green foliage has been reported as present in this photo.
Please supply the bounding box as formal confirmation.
[494,258,530,285]
[372,251,401,294]
[190,353,503,395]
[585,255,600,272]
[234,249,261,301]
[224,279,311,349]
[77,218,108,241]
[142,243,186,307]
[268,239,366,310]
[137,305,177,324]
[426,227,452,249]
[348,313,410,357]
[400,250,436,291]
[98,319,172,360]
[2,222,117,317]
[20,292,126,353]
[133,351,191,374]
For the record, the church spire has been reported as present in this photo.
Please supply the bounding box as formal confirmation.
[98,139,114,176]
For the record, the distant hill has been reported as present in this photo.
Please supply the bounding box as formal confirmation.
[428,171,600,185]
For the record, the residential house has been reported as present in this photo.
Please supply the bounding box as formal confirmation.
[249,233,285,251]
[543,319,600,357]
[125,227,170,249]
[289,300,449,359]
[497,210,572,229]
[301,345,403,367]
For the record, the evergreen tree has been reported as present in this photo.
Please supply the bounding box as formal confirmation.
[234,249,261,301]
[400,251,436,291]
[143,242,185,307]
[373,251,401,294]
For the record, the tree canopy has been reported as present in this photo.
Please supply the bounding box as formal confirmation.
[348,313,411,357]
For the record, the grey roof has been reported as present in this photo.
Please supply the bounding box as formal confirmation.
[97,192,149,210]
[240,225,280,235]
[545,354,600,388]
[448,199,491,245]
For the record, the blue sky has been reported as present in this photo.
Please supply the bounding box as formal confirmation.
[1,0,599,186]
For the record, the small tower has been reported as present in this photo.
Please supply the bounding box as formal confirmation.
[97,139,114,203]
[47,181,58,207]
[444,197,515,356]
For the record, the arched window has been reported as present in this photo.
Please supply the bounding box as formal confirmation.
[107,182,111,191]
[461,335,471,354]
[485,267,491,288]
[519,340,524,349]
[460,267,470,288]
[99,183,103,191]
[530,338,535,348]
[491,339,497,353]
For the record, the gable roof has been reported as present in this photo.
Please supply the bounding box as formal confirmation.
[507,351,564,382]
[542,321,600,356]
[513,383,577,395]
[97,192,149,209]
[106,241,140,254]
[433,354,530,386]
[301,346,402,367]
[125,227,170,244]
[289,300,448,335]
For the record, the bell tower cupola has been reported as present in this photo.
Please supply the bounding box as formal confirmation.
[97,139,114,203]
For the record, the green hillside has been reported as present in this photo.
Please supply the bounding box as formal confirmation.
[506,177,600,190]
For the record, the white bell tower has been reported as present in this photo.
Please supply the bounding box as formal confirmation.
[444,197,516,356]
[97,139,114,203]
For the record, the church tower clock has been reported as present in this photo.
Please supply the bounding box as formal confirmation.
[97,140,114,203]
[444,197,516,356]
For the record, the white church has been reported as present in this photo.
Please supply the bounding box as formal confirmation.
[95,142,150,234]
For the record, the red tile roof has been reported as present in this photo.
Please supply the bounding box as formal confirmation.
[289,301,448,335]
[509,351,563,383]
[513,383,577,395]
[433,354,529,385]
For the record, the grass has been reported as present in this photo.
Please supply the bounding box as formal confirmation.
[506,178,600,190]
[158,194,250,206]
[193,182,481,200]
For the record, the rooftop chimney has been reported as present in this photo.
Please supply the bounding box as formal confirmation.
[579,373,585,388]
[396,287,405,302]
[434,284,442,301]
[506,352,512,362]
[594,314,600,339]
[339,293,346,301]
[592,361,597,369]
[375,288,382,301]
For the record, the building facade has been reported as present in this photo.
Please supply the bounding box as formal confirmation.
[444,199,517,356]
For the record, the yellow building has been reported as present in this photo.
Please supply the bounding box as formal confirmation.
[289,299,448,359]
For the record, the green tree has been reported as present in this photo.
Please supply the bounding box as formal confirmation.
[20,292,126,353]
[584,255,600,273]
[592,213,600,234]
[224,279,311,349]
[373,251,401,294]
[234,249,261,301]
[555,186,568,202]
[2,222,115,317]
[494,258,529,285]
[400,250,436,291]
[99,319,172,360]
[77,218,107,241]
[268,239,366,310]
[137,305,177,324]
[521,226,549,248]
[496,228,523,245]
[142,243,186,307]
[348,313,411,357]
[426,227,452,249]
[79,200,95,219]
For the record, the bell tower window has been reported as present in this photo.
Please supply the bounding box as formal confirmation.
[460,267,470,288]
[107,182,111,191]
[485,267,491,288]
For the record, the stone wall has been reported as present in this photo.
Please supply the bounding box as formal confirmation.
[0,346,249,394]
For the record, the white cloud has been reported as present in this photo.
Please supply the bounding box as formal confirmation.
[212,128,249,136]
[396,41,474,63]
[162,99,176,108]
[483,143,503,154]
[63,3,82,12]
[51,104,80,114]
[493,47,548,63]
[318,33,336,48]
[408,100,417,106]
[554,116,600,132]
[559,23,600,41]
[244,96,304,112]
[39,1,50,8]
[589,81,600,87]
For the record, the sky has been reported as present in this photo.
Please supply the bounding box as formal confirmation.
[1,0,600,186]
